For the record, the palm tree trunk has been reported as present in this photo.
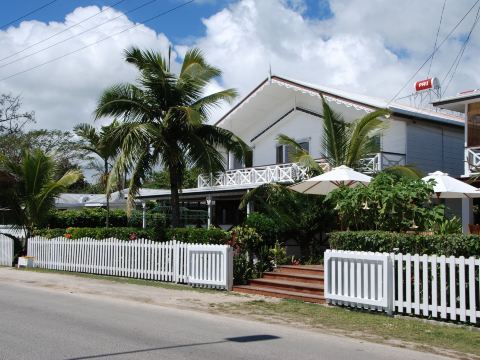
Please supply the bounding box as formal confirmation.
[104,159,110,228]
[169,165,181,228]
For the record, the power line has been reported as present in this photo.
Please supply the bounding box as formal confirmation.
[0,0,195,82]
[0,0,129,64]
[0,0,59,30]
[427,0,447,77]
[442,4,480,95]
[0,0,158,71]
[388,0,480,104]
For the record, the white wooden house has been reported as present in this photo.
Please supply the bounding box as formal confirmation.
[136,75,465,228]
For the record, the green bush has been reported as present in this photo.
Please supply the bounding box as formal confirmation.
[46,208,166,228]
[328,231,480,257]
[244,212,278,246]
[327,172,443,232]
[165,227,231,244]
[33,226,230,244]
[34,227,152,240]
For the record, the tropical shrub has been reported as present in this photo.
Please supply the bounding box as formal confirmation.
[328,230,480,257]
[244,212,278,246]
[327,172,443,232]
[269,240,289,267]
[241,184,334,259]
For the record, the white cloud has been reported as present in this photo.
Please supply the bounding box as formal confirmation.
[194,0,480,119]
[0,0,479,132]
[0,5,173,131]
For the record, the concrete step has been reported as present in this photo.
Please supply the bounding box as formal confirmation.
[276,265,324,276]
[263,271,324,284]
[249,278,324,295]
[233,285,325,304]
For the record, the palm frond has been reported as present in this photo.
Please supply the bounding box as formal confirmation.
[345,109,389,167]
[276,134,323,173]
[384,165,423,179]
[321,97,348,166]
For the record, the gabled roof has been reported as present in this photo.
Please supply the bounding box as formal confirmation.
[216,75,464,128]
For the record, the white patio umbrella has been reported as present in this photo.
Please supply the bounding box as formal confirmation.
[422,171,480,199]
[289,165,372,195]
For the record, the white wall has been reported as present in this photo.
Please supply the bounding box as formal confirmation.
[251,110,323,166]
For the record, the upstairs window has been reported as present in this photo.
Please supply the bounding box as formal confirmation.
[276,140,310,164]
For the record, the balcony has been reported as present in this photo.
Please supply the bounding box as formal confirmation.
[357,152,406,175]
[465,147,480,176]
[197,161,329,188]
[197,152,406,189]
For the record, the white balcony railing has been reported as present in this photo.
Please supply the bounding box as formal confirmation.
[357,152,406,175]
[465,147,480,176]
[197,161,328,188]
[197,153,406,188]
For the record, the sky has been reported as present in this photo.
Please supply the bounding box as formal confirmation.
[0,0,479,132]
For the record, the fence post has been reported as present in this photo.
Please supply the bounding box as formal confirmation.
[173,240,180,283]
[386,253,395,315]
[226,247,233,291]
[324,250,331,304]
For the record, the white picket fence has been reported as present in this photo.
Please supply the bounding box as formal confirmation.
[28,237,233,290]
[0,235,14,266]
[325,250,480,324]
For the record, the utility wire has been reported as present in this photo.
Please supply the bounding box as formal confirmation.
[0,0,59,30]
[388,0,480,104]
[0,0,158,71]
[442,4,480,95]
[0,0,129,63]
[0,0,195,82]
[427,0,447,77]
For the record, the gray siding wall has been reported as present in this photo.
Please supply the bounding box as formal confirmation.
[406,122,464,177]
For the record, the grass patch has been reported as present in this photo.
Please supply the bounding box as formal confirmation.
[212,299,480,357]
[16,267,233,295]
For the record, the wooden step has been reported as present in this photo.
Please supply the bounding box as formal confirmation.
[249,278,324,295]
[276,265,324,276]
[263,271,324,284]
[233,285,325,304]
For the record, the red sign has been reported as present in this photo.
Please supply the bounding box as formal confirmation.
[415,78,434,92]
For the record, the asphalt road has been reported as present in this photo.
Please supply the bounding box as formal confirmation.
[0,284,447,360]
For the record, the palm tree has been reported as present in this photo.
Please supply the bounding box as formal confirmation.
[95,47,248,227]
[277,97,422,178]
[278,96,390,171]
[0,149,81,252]
[74,120,121,227]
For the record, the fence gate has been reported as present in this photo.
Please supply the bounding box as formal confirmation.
[0,235,14,266]
[186,245,233,290]
[324,250,394,313]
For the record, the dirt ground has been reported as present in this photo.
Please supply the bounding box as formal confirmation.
[0,267,273,311]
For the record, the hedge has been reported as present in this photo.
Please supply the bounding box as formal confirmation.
[328,231,480,257]
[33,227,231,244]
[46,209,166,228]
[165,228,230,244]
[34,227,152,240]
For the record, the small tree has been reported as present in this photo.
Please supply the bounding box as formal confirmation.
[0,150,81,253]
[74,121,121,227]
[326,172,440,231]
